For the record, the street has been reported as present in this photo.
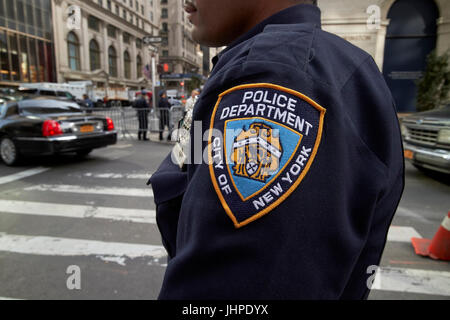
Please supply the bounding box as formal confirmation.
[0,139,449,300]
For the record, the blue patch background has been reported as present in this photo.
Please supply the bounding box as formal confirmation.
[225,118,301,199]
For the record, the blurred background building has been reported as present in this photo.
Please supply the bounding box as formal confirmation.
[0,0,56,87]
[319,0,450,112]
[52,0,161,95]
[0,0,448,111]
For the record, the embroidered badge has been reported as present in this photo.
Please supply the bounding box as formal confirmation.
[208,83,326,228]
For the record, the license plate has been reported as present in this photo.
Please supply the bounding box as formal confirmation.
[80,125,94,133]
[404,149,414,160]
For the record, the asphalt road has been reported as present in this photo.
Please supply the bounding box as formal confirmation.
[0,139,448,300]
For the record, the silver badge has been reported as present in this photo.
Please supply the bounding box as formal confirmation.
[172,96,198,169]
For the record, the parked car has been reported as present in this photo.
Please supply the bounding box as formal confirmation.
[401,104,450,174]
[0,97,117,166]
[18,88,75,100]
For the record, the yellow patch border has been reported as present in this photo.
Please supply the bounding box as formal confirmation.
[208,83,326,229]
[223,117,303,202]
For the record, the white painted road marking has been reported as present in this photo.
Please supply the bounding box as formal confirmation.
[24,184,153,198]
[396,206,434,224]
[372,267,450,297]
[77,172,151,180]
[0,167,49,185]
[387,226,422,243]
[0,233,167,266]
[109,144,133,149]
[0,200,156,224]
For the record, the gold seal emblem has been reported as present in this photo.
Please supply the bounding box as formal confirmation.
[231,122,283,182]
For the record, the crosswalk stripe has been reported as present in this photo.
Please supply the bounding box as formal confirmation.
[0,200,156,224]
[0,167,49,185]
[387,226,422,243]
[0,233,167,266]
[24,184,153,198]
[72,172,151,180]
[372,267,450,297]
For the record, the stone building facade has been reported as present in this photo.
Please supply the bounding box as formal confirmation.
[319,0,450,111]
[52,0,161,93]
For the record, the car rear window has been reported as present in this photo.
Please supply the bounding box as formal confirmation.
[19,100,82,115]
[57,91,74,99]
[40,90,57,96]
[18,89,38,94]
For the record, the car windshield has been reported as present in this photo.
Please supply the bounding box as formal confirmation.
[19,99,83,115]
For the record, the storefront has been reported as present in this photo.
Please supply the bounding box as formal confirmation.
[0,0,56,88]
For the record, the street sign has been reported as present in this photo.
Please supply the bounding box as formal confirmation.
[143,36,163,45]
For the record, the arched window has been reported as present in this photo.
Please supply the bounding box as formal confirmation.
[124,50,131,79]
[67,32,80,71]
[108,46,117,77]
[136,55,142,79]
[89,39,101,71]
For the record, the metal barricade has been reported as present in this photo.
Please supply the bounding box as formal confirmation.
[81,105,185,141]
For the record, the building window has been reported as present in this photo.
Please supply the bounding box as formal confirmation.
[67,32,80,71]
[0,31,9,81]
[108,46,117,77]
[123,32,131,44]
[161,8,168,19]
[88,15,100,32]
[124,50,131,79]
[107,0,112,10]
[162,23,168,33]
[136,38,142,49]
[89,39,101,71]
[9,33,20,81]
[107,25,116,38]
[162,50,168,57]
[136,55,142,78]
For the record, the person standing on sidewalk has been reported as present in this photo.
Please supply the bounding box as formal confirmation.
[134,92,150,141]
[158,91,172,141]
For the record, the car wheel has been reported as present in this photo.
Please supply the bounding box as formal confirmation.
[75,149,93,157]
[0,136,20,166]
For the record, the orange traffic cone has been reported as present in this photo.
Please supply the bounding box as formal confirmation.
[411,212,450,261]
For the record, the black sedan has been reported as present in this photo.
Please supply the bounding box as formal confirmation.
[0,97,117,166]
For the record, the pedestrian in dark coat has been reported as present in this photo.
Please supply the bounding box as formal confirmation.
[158,91,172,141]
[134,93,150,141]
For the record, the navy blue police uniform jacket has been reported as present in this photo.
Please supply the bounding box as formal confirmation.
[149,4,404,300]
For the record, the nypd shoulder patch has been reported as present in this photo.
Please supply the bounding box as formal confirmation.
[208,83,326,228]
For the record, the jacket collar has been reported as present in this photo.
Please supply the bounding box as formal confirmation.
[212,4,321,67]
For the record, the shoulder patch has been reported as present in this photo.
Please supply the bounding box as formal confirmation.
[208,83,326,228]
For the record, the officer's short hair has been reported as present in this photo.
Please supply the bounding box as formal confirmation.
[295,0,317,4]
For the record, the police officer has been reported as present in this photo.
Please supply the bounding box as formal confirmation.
[134,92,150,141]
[149,0,404,299]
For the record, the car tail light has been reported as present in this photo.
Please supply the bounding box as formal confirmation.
[42,120,63,137]
[106,117,114,131]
